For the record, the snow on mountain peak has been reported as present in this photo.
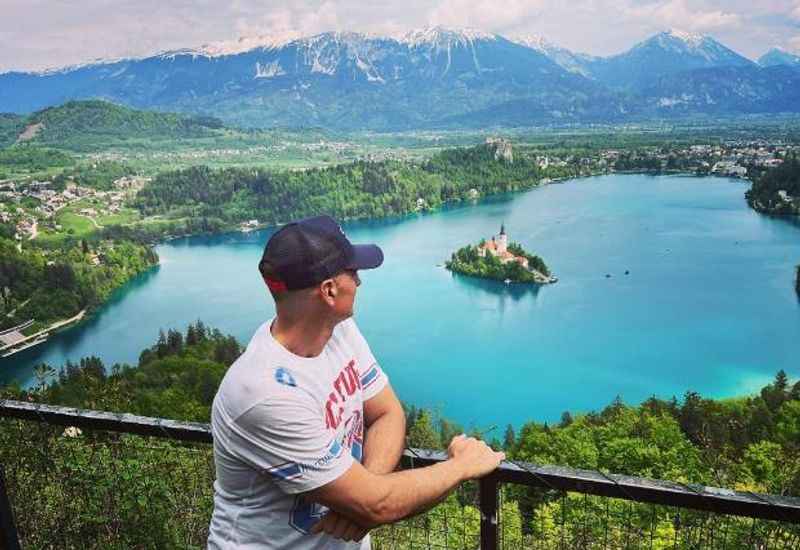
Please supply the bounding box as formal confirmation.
[400,26,498,48]
[625,29,753,66]
[197,32,301,56]
[509,34,554,53]
[296,31,380,48]
[33,56,132,75]
[631,29,726,60]
[665,29,706,47]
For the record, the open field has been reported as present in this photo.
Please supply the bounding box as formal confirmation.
[95,207,140,226]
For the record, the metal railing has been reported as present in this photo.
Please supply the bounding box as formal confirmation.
[1,399,799,549]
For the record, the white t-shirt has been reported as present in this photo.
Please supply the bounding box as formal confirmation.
[208,317,388,550]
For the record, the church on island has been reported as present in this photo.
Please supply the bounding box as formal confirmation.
[477,224,529,269]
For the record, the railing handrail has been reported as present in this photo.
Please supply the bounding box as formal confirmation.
[0,398,211,442]
[1,398,799,524]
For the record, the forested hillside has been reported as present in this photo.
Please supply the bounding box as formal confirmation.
[0,113,26,148]
[746,156,800,215]
[0,146,75,178]
[133,143,578,224]
[0,238,157,331]
[10,100,225,152]
[37,320,239,421]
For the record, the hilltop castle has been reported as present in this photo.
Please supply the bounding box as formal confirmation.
[477,224,529,269]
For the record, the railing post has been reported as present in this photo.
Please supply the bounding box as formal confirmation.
[479,474,499,550]
[0,466,20,550]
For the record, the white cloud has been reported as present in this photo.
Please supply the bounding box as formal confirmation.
[426,0,545,32]
[791,1,800,20]
[624,0,743,33]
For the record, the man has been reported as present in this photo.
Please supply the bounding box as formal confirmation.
[208,215,504,549]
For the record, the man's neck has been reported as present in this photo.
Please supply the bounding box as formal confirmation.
[270,312,339,358]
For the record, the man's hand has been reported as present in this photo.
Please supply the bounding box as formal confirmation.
[447,434,505,481]
[311,510,369,542]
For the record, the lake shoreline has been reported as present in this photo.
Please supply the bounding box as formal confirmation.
[5,172,797,429]
[2,168,756,363]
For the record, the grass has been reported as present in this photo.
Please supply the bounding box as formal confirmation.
[96,207,140,226]
[33,231,65,246]
[0,166,66,181]
[36,202,142,244]
[56,212,95,238]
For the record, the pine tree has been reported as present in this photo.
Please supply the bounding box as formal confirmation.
[195,320,208,341]
[790,381,800,401]
[503,424,516,451]
[775,370,789,392]
[407,410,442,450]
[167,329,184,355]
[214,336,240,365]
[439,418,462,447]
[680,391,706,445]
[186,323,198,346]
[405,404,418,428]
[761,371,788,413]
[156,329,168,358]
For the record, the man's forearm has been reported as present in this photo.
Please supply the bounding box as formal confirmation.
[359,459,466,527]
[309,435,504,531]
[362,410,406,475]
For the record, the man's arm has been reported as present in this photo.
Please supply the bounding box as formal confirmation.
[362,384,406,474]
[310,383,407,541]
[309,435,504,531]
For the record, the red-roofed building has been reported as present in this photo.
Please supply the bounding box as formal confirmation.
[477,224,528,268]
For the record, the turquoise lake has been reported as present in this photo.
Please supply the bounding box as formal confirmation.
[3,174,800,430]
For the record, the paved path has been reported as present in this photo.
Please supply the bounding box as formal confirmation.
[0,309,86,355]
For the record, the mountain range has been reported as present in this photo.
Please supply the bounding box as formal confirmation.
[1,27,799,130]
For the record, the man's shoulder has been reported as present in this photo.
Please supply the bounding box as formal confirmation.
[222,342,296,395]
[214,356,316,429]
[214,323,299,412]
[333,317,362,340]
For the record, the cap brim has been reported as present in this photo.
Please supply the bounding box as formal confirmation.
[348,244,384,270]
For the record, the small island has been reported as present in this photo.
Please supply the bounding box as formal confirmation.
[446,224,556,285]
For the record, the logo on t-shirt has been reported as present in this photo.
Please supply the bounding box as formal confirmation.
[324,360,362,430]
[275,367,297,387]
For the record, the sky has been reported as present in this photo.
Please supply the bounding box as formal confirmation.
[1,0,800,72]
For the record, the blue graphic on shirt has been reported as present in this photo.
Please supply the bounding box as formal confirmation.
[275,367,297,387]
[351,441,363,462]
[266,462,302,481]
[290,496,327,534]
[360,366,379,389]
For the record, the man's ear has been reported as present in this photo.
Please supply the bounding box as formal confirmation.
[319,278,337,305]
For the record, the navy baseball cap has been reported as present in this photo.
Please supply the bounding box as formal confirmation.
[258,215,383,292]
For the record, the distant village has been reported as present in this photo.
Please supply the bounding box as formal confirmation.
[0,175,148,248]
[85,139,420,165]
[531,140,797,179]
